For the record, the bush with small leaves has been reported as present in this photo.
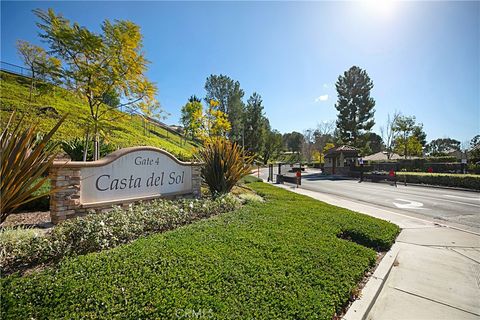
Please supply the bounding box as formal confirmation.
[1,183,399,319]
[0,195,240,274]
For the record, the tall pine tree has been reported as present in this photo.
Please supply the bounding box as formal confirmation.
[244,92,267,153]
[334,66,376,150]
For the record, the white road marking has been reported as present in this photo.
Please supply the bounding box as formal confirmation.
[299,178,480,208]
[393,198,426,209]
[444,195,480,201]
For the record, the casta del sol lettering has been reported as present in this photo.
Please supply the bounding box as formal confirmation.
[94,171,186,192]
[95,174,142,191]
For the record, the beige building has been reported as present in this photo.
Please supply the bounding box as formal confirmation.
[363,151,404,162]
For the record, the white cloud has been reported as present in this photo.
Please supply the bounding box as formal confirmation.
[322,83,330,89]
[314,94,329,103]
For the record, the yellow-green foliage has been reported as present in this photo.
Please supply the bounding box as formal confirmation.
[0,72,198,160]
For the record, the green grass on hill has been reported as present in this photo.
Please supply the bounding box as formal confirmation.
[1,183,399,319]
[0,71,198,160]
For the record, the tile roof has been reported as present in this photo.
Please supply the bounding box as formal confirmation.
[335,145,359,152]
[324,145,359,157]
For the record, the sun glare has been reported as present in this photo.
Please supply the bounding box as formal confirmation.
[362,0,397,19]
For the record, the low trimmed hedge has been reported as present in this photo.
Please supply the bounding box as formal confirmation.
[0,195,240,274]
[396,172,480,190]
[1,183,399,319]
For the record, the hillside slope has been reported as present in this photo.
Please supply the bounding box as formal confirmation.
[0,71,198,160]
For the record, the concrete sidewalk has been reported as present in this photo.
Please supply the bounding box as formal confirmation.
[274,184,480,320]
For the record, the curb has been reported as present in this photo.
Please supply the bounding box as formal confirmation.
[351,178,478,193]
[342,244,400,320]
[270,182,402,320]
[395,182,479,193]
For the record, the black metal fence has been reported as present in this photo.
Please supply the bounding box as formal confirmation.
[351,161,467,174]
[0,61,33,78]
[267,163,303,184]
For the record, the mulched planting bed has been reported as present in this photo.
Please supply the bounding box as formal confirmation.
[1,182,399,319]
[1,211,52,229]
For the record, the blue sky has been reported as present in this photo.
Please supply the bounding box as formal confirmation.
[1,1,479,143]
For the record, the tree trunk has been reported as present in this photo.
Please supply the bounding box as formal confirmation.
[29,70,35,104]
[83,130,90,162]
[93,122,99,161]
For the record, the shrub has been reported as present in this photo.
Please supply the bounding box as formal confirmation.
[468,163,480,174]
[61,137,116,161]
[0,227,46,271]
[196,138,253,196]
[0,195,240,274]
[396,172,480,190]
[0,112,66,222]
[425,156,458,163]
[239,175,262,184]
[237,192,264,204]
[1,183,399,319]
[17,179,51,212]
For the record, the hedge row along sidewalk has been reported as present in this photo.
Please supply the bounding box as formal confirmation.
[1,183,399,319]
[395,172,480,190]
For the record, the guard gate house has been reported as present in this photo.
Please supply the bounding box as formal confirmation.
[324,145,359,175]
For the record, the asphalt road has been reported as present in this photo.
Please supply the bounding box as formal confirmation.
[257,168,480,233]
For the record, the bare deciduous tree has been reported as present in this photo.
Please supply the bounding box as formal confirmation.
[313,120,335,161]
[316,120,335,136]
[302,129,315,163]
[380,111,400,159]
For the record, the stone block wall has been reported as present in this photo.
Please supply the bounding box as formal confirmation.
[191,166,202,198]
[49,166,84,224]
[323,166,351,176]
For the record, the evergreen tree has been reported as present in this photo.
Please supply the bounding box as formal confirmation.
[334,66,376,148]
[283,132,304,153]
[204,74,245,143]
[469,135,480,163]
[425,138,461,156]
[243,92,266,153]
[366,132,385,154]
[262,126,283,164]
[188,95,202,103]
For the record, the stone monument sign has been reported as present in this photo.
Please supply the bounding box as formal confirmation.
[49,147,201,224]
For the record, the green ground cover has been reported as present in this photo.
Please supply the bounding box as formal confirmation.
[1,183,399,319]
[0,71,198,160]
